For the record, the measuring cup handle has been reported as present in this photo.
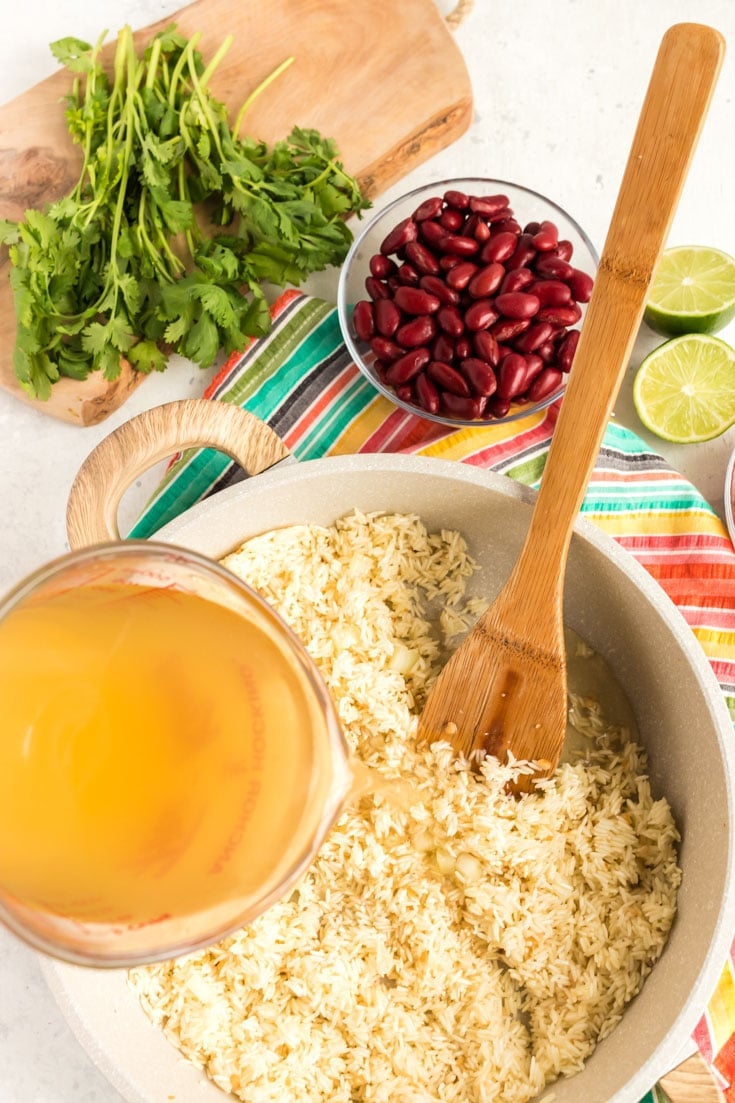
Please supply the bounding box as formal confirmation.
[66,399,291,549]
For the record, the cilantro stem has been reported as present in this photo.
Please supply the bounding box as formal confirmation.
[167,32,201,108]
[138,192,179,279]
[233,55,294,139]
[185,48,226,163]
[72,30,109,204]
[145,36,162,90]
[199,34,234,87]
[304,156,354,192]
[102,26,139,311]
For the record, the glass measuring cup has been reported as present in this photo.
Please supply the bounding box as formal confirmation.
[0,541,351,967]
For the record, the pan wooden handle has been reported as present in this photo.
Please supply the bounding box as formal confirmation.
[658,1051,726,1102]
[66,399,290,549]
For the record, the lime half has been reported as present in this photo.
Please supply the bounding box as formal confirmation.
[644,245,735,336]
[632,333,735,443]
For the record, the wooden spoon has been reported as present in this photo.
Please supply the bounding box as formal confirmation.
[418,23,725,787]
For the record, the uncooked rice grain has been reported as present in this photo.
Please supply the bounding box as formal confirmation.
[129,511,681,1103]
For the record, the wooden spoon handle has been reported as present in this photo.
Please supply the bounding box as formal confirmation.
[521,23,724,580]
[66,399,290,549]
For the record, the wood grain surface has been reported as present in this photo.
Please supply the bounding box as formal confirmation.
[0,0,472,424]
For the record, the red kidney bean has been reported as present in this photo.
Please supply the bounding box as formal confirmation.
[393,286,441,315]
[537,304,582,326]
[404,241,440,276]
[444,189,470,210]
[446,261,479,290]
[353,300,375,342]
[437,304,465,336]
[487,396,511,418]
[396,315,437,348]
[523,353,544,385]
[529,279,572,307]
[396,262,420,286]
[552,239,574,261]
[380,216,418,255]
[524,221,541,236]
[558,329,580,372]
[428,360,471,396]
[513,321,555,353]
[385,347,430,385]
[507,233,537,271]
[464,214,492,242]
[439,254,462,271]
[487,207,514,224]
[495,291,540,320]
[419,275,459,306]
[395,384,413,402]
[469,194,510,218]
[465,299,500,331]
[370,335,403,361]
[499,267,535,294]
[369,254,396,279]
[491,217,522,235]
[420,220,447,248]
[461,357,497,396]
[490,318,531,342]
[535,340,557,363]
[413,196,443,221]
[432,333,455,362]
[473,329,500,366]
[497,353,528,400]
[531,220,559,252]
[534,254,574,280]
[373,358,389,380]
[439,234,480,257]
[414,371,440,414]
[566,268,594,303]
[440,208,464,232]
[455,336,472,360]
[526,367,563,402]
[374,299,401,337]
[468,262,505,298]
[365,276,391,301]
[441,392,488,419]
[480,231,518,264]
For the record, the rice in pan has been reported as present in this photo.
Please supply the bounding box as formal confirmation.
[129,511,680,1103]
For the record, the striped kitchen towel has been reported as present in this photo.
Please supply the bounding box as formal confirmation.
[132,290,735,1101]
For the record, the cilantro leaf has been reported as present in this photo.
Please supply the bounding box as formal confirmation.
[50,36,96,72]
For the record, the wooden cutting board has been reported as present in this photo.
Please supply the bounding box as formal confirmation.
[0,0,472,425]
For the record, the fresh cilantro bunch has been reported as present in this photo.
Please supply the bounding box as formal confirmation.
[0,26,369,398]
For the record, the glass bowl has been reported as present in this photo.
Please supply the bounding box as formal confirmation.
[337,177,599,427]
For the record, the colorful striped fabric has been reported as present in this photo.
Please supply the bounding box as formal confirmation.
[132,290,735,1099]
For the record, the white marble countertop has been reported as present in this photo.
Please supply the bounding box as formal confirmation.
[2,1,735,1099]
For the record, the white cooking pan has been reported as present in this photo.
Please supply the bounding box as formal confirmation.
[40,397,735,1103]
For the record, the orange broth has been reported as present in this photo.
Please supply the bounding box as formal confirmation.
[0,581,335,926]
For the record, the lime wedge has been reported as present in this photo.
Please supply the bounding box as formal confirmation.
[644,245,735,336]
[632,333,735,443]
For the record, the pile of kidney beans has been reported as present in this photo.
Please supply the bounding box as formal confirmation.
[351,188,594,420]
